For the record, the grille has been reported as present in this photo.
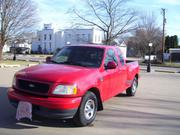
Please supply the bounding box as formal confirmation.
[17,79,50,95]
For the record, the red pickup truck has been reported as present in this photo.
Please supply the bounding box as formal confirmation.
[8,45,139,126]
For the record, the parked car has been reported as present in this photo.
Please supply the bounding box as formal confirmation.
[144,55,157,61]
[8,45,140,126]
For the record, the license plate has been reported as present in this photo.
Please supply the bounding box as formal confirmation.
[16,101,32,121]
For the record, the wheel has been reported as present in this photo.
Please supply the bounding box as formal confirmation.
[73,91,97,126]
[126,77,138,96]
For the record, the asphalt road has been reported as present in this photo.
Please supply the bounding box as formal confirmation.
[0,67,180,135]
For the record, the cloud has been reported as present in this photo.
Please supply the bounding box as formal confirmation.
[32,0,73,30]
[32,0,180,37]
[158,0,180,5]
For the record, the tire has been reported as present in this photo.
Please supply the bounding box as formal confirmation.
[73,91,97,127]
[126,77,138,96]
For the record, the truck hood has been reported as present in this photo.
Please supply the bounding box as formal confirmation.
[16,64,98,83]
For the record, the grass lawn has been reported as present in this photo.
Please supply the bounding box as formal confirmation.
[137,59,180,68]
[163,62,180,68]
[0,60,39,66]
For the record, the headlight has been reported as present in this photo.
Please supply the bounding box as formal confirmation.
[52,84,77,95]
[12,76,16,87]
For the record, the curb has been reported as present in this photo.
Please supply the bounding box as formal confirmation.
[140,68,179,73]
[0,64,21,68]
[27,63,39,67]
[0,64,39,68]
[154,70,176,74]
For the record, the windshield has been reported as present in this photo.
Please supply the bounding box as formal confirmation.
[51,46,104,68]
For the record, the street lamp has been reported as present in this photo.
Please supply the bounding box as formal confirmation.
[13,41,17,61]
[147,43,153,72]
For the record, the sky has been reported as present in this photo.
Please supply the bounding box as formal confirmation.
[33,0,180,37]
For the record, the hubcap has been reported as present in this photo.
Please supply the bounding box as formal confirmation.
[84,99,95,120]
[132,79,137,93]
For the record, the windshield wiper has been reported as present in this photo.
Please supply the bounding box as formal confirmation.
[50,60,72,65]
[59,61,73,65]
[51,60,88,67]
[50,59,59,64]
[71,62,89,67]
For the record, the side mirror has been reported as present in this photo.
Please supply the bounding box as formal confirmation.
[106,61,117,69]
[46,56,51,63]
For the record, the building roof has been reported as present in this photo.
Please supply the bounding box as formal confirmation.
[169,48,180,53]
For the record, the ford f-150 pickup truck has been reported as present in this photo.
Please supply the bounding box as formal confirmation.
[8,45,139,126]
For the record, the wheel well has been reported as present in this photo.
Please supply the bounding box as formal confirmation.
[88,88,103,111]
[135,74,139,85]
[135,74,138,79]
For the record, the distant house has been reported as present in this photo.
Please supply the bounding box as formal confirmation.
[116,41,127,59]
[169,48,180,62]
[32,24,103,54]
[10,42,31,54]
[3,44,10,53]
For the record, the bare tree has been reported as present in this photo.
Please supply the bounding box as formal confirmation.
[0,0,38,60]
[127,13,162,57]
[72,0,137,45]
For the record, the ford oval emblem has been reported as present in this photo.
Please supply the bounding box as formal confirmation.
[29,84,35,88]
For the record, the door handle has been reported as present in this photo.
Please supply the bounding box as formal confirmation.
[98,77,104,82]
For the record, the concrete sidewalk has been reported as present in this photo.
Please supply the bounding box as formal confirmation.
[140,65,180,73]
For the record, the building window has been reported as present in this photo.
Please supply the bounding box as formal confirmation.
[49,42,52,52]
[76,34,80,42]
[98,35,101,42]
[68,34,71,39]
[95,35,97,42]
[88,34,91,43]
[44,42,47,54]
[82,34,85,41]
[44,34,46,40]
[49,34,52,40]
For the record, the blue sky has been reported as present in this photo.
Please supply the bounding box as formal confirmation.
[33,0,180,37]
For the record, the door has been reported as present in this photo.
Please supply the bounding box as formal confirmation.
[102,49,120,99]
[115,48,127,93]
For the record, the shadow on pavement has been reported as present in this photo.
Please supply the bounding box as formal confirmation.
[98,108,180,129]
[0,87,79,129]
[1,86,180,130]
[115,93,129,97]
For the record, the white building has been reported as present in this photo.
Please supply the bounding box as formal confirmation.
[32,24,103,53]
[117,41,127,59]
[3,44,10,53]
[32,24,55,53]
[61,28,102,45]
[3,41,31,54]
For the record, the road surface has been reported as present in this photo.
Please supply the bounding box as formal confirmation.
[0,67,180,135]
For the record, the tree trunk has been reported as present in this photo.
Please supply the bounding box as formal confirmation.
[0,45,4,61]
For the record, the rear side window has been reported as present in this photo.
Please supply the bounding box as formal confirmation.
[104,49,118,67]
[116,48,125,66]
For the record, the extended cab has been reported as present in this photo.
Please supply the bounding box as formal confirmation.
[8,45,139,126]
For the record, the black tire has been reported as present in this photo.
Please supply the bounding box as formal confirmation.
[126,77,138,96]
[73,91,97,127]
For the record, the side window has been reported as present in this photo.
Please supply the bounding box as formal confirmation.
[116,48,125,66]
[104,49,118,67]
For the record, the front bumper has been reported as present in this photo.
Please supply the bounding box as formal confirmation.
[8,88,82,119]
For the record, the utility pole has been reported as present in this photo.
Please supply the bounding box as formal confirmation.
[161,8,166,63]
